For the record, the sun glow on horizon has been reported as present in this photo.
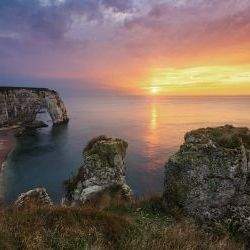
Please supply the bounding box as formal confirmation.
[141,65,250,96]
[150,86,160,95]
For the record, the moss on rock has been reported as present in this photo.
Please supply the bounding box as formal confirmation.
[163,125,250,239]
[63,135,132,208]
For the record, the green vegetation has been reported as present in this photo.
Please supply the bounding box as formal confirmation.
[190,125,250,149]
[0,197,243,250]
[83,135,110,153]
[82,135,128,158]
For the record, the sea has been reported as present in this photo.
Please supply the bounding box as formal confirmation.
[2,95,250,204]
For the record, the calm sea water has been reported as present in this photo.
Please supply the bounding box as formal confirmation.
[3,95,250,204]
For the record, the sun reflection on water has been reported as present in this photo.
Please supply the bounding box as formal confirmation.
[142,102,162,167]
[150,104,158,130]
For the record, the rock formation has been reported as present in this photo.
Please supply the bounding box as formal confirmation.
[14,188,53,210]
[0,87,69,127]
[163,125,250,236]
[63,135,133,209]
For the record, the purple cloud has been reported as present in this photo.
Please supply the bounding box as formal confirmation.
[124,0,250,55]
[0,0,134,40]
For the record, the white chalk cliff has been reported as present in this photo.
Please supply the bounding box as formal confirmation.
[0,87,68,127]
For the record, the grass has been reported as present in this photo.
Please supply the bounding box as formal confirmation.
[0,196,244,250]
[82,135,128,154]
[83,135,110,153]
[189,125,250,149]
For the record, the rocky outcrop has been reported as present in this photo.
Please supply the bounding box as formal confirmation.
[14,188,53,210]
[63,135,133,209]
[0,87,69,127]
[163,125,250,236]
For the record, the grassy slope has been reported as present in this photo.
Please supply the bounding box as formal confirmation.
[0,197,243,250]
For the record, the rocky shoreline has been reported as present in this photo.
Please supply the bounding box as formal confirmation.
[0,122,54,205]
[0,128,16,204]
[0,87,69,206]
[0,129,16,170]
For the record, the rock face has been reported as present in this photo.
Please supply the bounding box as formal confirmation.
[63,135,133,209]
[14,188,53,210]
[163,125,250,236]
[0,87,69,127]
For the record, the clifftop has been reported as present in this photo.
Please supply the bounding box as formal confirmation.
[185,124,250,149]
[0,86,50,91]
[0,87,58,95]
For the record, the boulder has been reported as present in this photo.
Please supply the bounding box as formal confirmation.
[163,125,250,236]
[63,135,133,209]
[14,188,53,210]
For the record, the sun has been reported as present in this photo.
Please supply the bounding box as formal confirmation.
[150,86,159,95]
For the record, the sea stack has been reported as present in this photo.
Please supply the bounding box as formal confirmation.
[163,125,250,236]
[0,87,69,127]
[63,135,133,209]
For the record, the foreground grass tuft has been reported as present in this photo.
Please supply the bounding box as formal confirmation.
[0,197,244,249]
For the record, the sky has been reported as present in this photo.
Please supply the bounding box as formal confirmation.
[0,0,250,96]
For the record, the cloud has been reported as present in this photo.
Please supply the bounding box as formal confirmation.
[0,0,134,40]
[102,0,134,12]
[1,0,250,93]
[123,0,250,60]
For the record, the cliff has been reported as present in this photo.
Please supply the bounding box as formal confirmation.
[163,125,250,237]
[0,87,69,127]
[63,135,133,208]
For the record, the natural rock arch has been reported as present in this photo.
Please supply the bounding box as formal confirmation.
[0,87,69,127]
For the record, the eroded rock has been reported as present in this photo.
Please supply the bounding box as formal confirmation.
[14,188,53,210]
[0,87,69,127]
[63,135,133,209]
[163,125,250,237]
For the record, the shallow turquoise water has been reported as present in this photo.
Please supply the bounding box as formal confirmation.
[3,95,250,204]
